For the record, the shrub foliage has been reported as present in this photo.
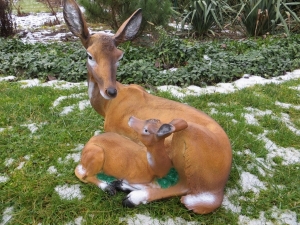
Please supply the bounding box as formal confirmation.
[79,0,173,32]
[1,34,300,86]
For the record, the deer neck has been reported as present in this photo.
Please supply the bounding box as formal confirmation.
[87,74,122,117]
[147,140,172,178]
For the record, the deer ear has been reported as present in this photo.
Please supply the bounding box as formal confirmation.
[157,124,175,137]
[113,8,142,45]
[63,0,90,47]
[169,119,188,132]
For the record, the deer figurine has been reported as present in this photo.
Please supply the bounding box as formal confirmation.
[75,116,187,195]
[63,0,232,214]
[122,117,231,214]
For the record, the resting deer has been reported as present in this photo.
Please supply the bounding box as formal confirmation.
[122,117,231,214]
[63,0,232,214]
[75,116,187,195]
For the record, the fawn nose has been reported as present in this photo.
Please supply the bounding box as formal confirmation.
[106,87,117,98]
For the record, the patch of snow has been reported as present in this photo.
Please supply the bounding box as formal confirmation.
[0,207,14,225]
[258,130,300,165]
[0,176,9,183]
[58,152,81,163]
[65,216,85,225]
[4,158,14,167]
[275,101,300,110]
[21,122,47,134]
[71,144,84,152]
[19,79,86,89]
[16,162,25,170]
[47,166,58,174]
[54,184,84,200]
[239,207,299,225]
[279,113,300,136]
[0,76,16,82]
[244,113,259,125]
[238,212,273,225]
[60,105,75,116]
[78,100,91,111]
[240,172,266,195]
[222,189,241,213]
[158,70,300,98]
[94,130,101,136]
[270,206,298,225]
[52,93,86,107]
[119,213,198,225]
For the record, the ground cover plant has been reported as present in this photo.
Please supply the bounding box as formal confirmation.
[0,73,299,224]
[1,33,300,86]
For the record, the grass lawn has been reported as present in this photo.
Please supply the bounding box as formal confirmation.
[13,0,51,14]
[0,75,299,224]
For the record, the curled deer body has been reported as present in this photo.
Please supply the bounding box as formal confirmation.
[75,117,186,195]
[63,0,232,214]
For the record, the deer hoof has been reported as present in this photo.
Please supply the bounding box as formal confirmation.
[122,196,136,208]
[104,184,117,196]
[122,190,148,207]
[110,180,125,192]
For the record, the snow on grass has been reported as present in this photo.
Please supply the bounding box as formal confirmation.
[239,206,299,225]
[18,78,86,89]
[4,158,14,167]
[65,216,85,225]
[279,113,300,136]
[0,176,9,183]
[52,93,86,107]
[257,131,300,165]
[21,122,47,134]
[157,70,300,98]
[222,189,242,213]
[47,166,58,175]
[0,76,15,82]
[275,101,300,110]
[239,172,266,195]
[54,184,84,200]
[60,105,75,116]
[0,207,14,225]
[119,213,198,225]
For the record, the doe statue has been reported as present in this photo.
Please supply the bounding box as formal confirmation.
[63,0,232,214]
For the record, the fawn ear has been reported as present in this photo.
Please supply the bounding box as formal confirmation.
[157,124,175,137]
[169,119,188,132]
[113,8,142,45]
[63,0,90,47]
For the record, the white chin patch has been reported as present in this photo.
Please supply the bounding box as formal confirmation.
[100,89,111,100]
[126,190,148,205]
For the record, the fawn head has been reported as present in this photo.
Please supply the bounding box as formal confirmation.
[128,116,188,146]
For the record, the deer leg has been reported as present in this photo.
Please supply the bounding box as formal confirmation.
[122,182,188,207]
[75,164,117,195]
[110,179,161,194]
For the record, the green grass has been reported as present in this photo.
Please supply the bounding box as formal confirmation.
[13,0,50,14]
[0,77,299,224]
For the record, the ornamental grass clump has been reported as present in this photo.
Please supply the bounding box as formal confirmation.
[238,0,300,37]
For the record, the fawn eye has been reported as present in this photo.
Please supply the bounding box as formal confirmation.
[143,128,149,134]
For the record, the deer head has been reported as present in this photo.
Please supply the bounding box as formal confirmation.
[128,116,188,147]
[63,0,142,99]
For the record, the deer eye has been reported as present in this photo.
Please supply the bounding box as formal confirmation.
[87,53,94,61]
[143,128,149,135]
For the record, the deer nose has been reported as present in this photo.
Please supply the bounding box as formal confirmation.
[106,87,117,98]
